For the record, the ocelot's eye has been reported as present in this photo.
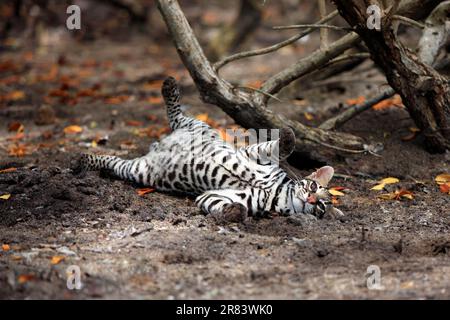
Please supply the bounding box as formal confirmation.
[309,181,317,192]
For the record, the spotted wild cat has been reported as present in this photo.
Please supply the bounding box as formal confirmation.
[75,77,343,222]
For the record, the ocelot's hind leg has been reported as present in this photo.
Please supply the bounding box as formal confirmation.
[195,189,249,223]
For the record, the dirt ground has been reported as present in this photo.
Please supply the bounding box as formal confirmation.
[1,3,450,299]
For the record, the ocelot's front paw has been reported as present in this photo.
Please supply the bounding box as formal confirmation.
[214,203,248,223]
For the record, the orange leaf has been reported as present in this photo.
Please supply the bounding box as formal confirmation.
[18,274,35,284]
[137,188,155,196]
[378,189,414,201]
[145,96,163,104]
[373,94,404,110]
[126,120,144,127]
[50,255,65,265]
[2,244,10,251]
[0,167,17,173]
[8,144,28,157]
[439,183,450,194]
[331,196,340,205]
[4,90,25,101]
[105,95,130,104]
[395,189,414,200]
[8,121,24,132]
[63,125,83,134]
[346,96,365,106]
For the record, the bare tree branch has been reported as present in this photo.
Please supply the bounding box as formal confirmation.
[392,15,425,29]
[318,0,329,49]
[214,10,339,71]
[260,32,361,100]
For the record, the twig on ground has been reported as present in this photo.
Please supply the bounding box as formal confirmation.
[273,24,352,31]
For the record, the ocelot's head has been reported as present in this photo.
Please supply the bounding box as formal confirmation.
[293,166,343,218]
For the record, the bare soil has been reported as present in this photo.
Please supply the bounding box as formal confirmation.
[1,18,450,299]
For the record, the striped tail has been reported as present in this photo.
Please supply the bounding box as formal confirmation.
[75,153,149,185]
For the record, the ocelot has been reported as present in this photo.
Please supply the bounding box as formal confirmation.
[75,77,343,222]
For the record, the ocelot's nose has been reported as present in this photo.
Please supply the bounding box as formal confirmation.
[307,195,317,204]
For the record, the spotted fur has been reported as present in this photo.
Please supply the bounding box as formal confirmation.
[77,77,343,220]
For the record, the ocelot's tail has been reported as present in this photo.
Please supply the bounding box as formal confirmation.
[73,153,149,185]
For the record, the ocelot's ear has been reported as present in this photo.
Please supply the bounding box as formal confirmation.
[306,166,334,187]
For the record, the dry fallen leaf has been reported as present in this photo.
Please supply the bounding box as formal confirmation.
[401,127,421,141]
[371,184,386,191]
[378,189,414,201]
[331,197,339,205]
[439,183,450,195]
[395,189,414,200]
[329,187,345,196]
[8,121,24,132]
[0,193,11,200]
[380,177,400,184]
[137,188,155,196]
[435,174,450,185]
[8,144,28,157]
[48,89,70,98]
[0,167,17,173]
[373,95,403,110]
[51,255,65,265]
[2,244,10,251]
[76,88,99,98]
[64,125,83,134]
[346,96,365,106]
[105,95,130,104]
[145,96,164,104]
[304,112,314,121]
[371,177,400,190]
[4,90,25,101]
[126,120,144,127]
[18,274,35,284]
